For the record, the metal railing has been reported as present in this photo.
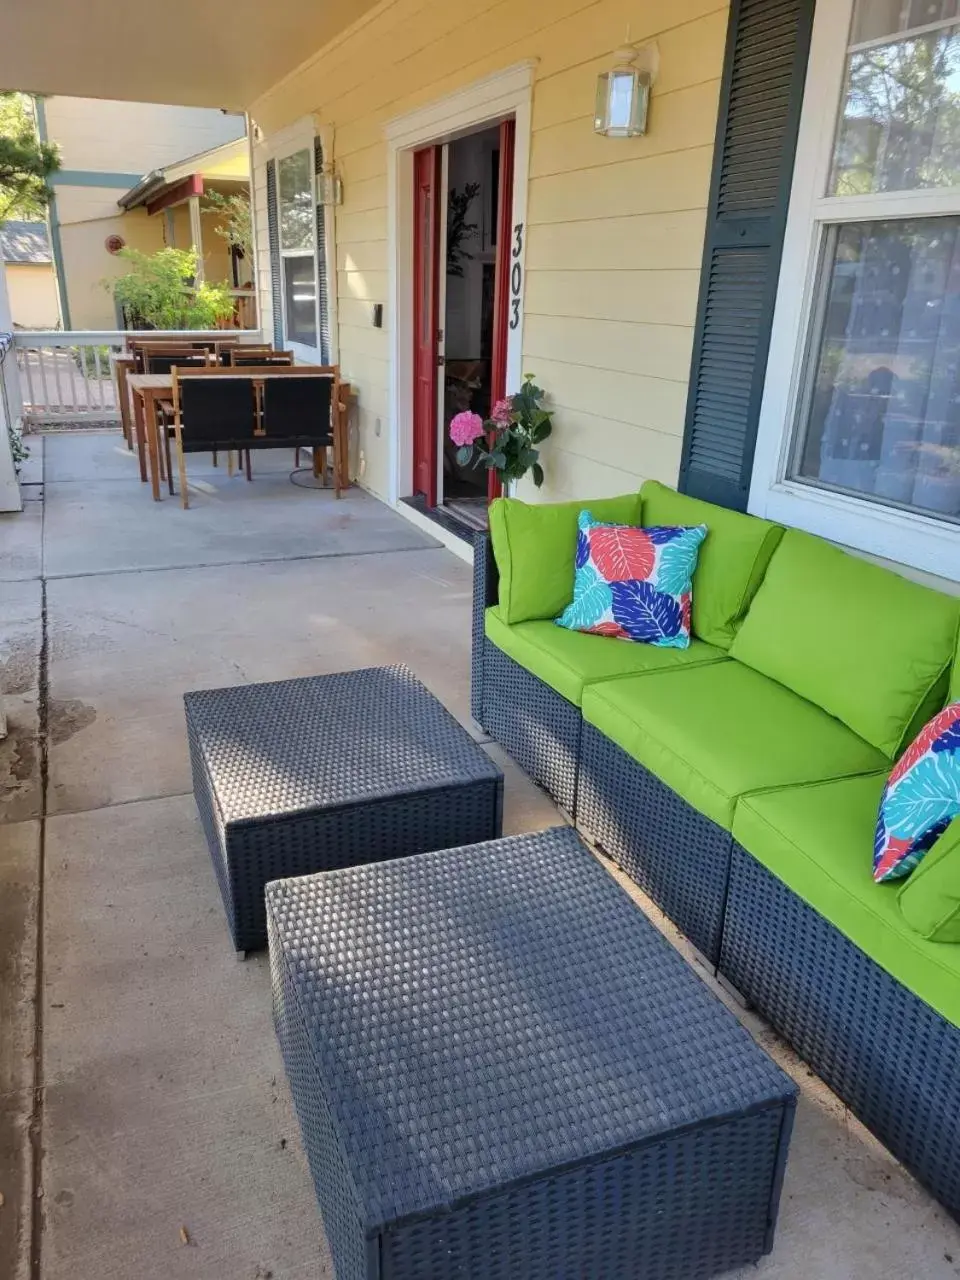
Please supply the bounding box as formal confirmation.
[13,329,263,427]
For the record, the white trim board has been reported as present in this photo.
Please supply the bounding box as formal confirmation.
[384,63,536,145]
[385,63,534,506]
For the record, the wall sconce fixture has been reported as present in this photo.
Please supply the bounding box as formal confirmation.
[317,165,343,206]
[594,43,654,138]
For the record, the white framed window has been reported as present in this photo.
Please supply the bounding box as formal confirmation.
[261,119,338,367]
[278,146,319,355]
[752,0,960,578]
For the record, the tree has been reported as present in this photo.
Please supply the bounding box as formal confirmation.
[105,247,235,330]
[835,30,960,194]
[0,92,59,225]
[202,189,252,261]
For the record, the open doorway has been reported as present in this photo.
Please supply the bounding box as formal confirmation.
[411,117,515,534]
[441,124,501,528]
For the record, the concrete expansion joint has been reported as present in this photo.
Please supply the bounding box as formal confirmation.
[28,502,50,1280]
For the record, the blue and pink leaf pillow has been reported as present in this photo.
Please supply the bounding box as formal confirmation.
[874,701,960,882]
[556,512,707,649]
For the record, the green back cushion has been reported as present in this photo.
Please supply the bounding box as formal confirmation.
[489,492,642,624]
[730,530,960,758]
[897,819,960,942]
[951,637,960,703]
[640,481,783,650]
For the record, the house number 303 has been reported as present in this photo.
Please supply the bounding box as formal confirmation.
[509,222,523,330]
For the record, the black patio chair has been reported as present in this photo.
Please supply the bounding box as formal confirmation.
[132,341,214,374]
[145,348,211,376]
[259,370,343,496]
[167,371,258,508]
[228,349,294,367]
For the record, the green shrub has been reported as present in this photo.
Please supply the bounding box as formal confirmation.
[74,344,112,379]
[105,247,234,331]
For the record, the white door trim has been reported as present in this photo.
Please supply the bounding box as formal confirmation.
[385,62,534,506]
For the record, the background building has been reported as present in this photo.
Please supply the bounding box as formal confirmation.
[37,97,247,328]
[0,220,59,328]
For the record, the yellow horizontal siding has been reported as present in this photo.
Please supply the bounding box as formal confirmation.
[524,314,694,384]
[550,412,688,483]
[524,211,708,272]
[542,446,646,501]
[338,242,386,273]
[252,0,728,502]
[529,80,721,178]
[528,147,715,225]
[338,295,385,329]
[524,269,702,329]
[531,355,689,438]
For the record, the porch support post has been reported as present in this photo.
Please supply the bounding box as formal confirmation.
[189,194,204,280]
[0,266,23,514]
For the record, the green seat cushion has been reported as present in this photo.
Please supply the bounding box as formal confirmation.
[640,481,783,650]
[730,529,960,758]
[581,662,887,830]
[484,606,727,706]
[488,492,642,624]
[897,818,960,943]
[733,775,960,1027]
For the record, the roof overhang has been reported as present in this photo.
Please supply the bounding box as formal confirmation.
[118,138,251,212]
[0,0,380,110]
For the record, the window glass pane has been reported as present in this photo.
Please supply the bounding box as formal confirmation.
[853,1,960,45]
[831,6,960,194]
[278,150,314,250]
[283,254,317,347]
[791,217,960,522]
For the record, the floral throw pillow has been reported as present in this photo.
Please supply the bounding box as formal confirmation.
[556,511,707,649]
[874,701,960,882]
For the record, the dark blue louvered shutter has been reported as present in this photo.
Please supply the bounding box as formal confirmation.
[314,137,331,365]
[678,0,816,510]
[265,159,284,350]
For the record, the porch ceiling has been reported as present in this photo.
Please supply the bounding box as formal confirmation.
[0,0,378,110]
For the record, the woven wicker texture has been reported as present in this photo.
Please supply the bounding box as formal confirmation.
[185,665,500,823]
[471,532,499,724]
[480,639,581,814]
[379,1108,789,1280]
[268,826,796,1278]
[187,666,503,951]
[577,724,732,964]
[722,843,960,1219]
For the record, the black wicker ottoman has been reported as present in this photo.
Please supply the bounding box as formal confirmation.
[185,665,503,953]
[267,826,797,1280]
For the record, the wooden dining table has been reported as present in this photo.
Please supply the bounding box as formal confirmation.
[109,351,137,450]
[128,372,354,501]
[128,373,177,500]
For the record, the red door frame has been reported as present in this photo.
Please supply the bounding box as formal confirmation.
[412,145,442,504]
[488,118,516,501]
[411,122,515,508]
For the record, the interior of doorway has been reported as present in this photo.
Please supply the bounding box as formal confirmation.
[440,124,501,530]
[411,118,514,534]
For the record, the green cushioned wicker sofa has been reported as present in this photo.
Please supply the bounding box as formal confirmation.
[470,481,960,1219]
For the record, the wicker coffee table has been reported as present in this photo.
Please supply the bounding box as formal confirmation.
[267,826,797,1280]
[185,664,503,952]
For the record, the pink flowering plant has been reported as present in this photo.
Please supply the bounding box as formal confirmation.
[450,374,552,489]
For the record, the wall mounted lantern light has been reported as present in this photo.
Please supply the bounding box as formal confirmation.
[594,44,654,138]
[317,165,343,206]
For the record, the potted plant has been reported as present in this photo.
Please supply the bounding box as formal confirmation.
[449,374,552,493]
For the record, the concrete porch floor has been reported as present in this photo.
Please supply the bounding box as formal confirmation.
[1,431,958,1280]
